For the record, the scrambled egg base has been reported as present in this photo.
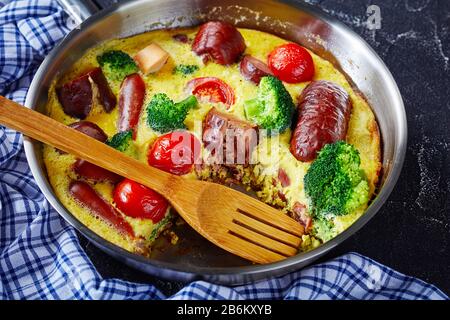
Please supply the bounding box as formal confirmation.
[44,27,381,255]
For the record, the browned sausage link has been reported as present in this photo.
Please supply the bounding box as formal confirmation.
[65,123,121,183]
[203,107,258,166]
[290,81,352,162]
[69,180,134,237]
[192,21,246,65]
[57,121,108,155]
[73,159,123,184]
[239,55,273,84]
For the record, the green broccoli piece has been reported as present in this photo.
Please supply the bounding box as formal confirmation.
[97,50,139,82]
[149,213,172,242]
[304,141,369,219]
[173,64,199,76]
[107,130,137,158]
[146,93,198,133]
[244,76,295,135]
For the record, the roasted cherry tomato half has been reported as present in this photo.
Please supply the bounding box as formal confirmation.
[186,77,235,107]
[113,179,169,223]
[148,131,201,176]
[268,43,315,83]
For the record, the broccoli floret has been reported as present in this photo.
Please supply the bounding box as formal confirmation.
[97,50,139,82]
[304,141,370,219]
[173,64,199,76]
[244,76,295,135]
[107,130,137,158]
[149,213,172,242]
[146,93,198,133]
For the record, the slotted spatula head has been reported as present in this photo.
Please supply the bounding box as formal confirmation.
[168,180,305,264]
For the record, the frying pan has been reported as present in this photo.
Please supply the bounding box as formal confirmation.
[23,0,407,284]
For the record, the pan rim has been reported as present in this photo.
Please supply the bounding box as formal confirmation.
[23,0,407,282]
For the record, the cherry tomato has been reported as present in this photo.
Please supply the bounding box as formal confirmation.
[113,179,169,223]
[268,43,315,83]
[186,77,235,108]
[148,131,201,175]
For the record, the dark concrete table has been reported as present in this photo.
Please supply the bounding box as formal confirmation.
[79,0,450,296]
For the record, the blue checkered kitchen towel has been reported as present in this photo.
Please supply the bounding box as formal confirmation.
[0,0,447,300]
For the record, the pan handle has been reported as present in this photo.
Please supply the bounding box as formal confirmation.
[56,0,101,24]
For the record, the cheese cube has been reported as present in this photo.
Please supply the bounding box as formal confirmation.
[134,43,169,74]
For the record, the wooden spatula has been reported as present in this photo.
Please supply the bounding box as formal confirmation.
[0,96,304,264]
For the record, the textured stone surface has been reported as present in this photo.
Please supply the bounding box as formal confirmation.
[81,0,450,296]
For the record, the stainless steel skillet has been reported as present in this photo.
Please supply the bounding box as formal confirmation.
[23,0,407,284]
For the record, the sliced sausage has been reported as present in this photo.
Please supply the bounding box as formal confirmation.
[290,81,352,162]
[66,123,121,183]
[57,74,93,119]
[89,68,117,113]
[68,121,108,142]
[239,55,273,84]
[56,121,107,155]
[203,107,258,165]
[192,21,246,65]
[73,159,122,184]
[69,180,134,237]
[57,68,116,119]
[173,33,189,43]
[118,73,146,138]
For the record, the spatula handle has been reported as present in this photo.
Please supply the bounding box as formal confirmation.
[0,96,177,193]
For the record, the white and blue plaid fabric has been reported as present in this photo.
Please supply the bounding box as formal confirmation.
[0,0,447,300]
